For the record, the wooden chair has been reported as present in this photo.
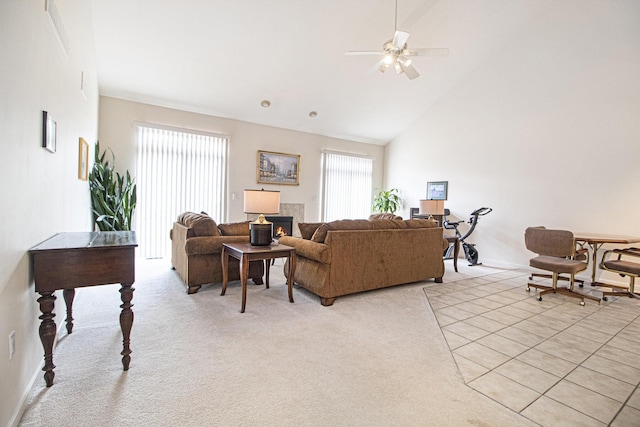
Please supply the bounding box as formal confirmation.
[597,247,640,301]
[524,227,601,306]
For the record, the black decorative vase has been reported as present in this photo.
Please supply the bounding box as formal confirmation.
[250,222,273,246]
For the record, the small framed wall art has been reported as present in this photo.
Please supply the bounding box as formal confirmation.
[257,150,300,185]
[427,181,448,200]
[42,111,57,153]
[78,137,89,180]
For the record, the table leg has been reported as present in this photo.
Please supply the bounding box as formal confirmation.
[287,253,296,303]
[119,283,135,371]
[265,259,271,289]
[63,288,75,334]
[220,246,229,296]
[37,292,57,387]
[588,242,604,285]
[240,254,249,313]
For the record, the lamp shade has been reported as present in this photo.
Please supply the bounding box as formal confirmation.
[419,199,444,215]
[243,189,280,214]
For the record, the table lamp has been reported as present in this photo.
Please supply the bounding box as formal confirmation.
[244,189,280,246]
[419,199,444,216]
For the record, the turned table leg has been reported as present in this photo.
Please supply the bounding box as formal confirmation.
[63,288,75,334]
[119,283,135,371]
[38,292,57,387]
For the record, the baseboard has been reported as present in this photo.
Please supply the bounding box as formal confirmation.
[8,358,44,427]
[9,318,66,427]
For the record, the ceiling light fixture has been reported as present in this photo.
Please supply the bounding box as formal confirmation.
[308,111,317,118]
[260,100,271,108]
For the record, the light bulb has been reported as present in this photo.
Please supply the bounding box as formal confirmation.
[383,54,394,65]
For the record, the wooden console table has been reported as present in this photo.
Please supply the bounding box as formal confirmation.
[221,242,296,313]
[29,231,137,387]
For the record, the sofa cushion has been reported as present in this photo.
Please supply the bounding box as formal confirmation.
[218,221,251,236]
[298,222,323,240]
[404,218,438,228]
[177,212,220,237]
[310,219,372,243]
[311,223,330,243]
[368,213,403,220]
[368,219,406,229]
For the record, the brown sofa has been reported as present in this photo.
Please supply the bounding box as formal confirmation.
[170,212,264,294]
[278,218,448,306]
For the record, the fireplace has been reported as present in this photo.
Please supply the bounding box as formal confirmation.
[265,216,293,238]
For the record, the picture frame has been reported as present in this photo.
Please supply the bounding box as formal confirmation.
[78,137,89,180]
[427,181,448,200]
[42,111,57,153]
[257,150,300,185]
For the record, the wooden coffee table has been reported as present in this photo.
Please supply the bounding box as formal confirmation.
[221,242,296,313]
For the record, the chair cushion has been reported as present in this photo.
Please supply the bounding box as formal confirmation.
[530,255,587,275]
[603,260,640,276]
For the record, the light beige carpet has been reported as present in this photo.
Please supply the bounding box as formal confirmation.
[19,259,535,426]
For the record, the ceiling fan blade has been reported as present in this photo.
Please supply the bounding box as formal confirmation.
[401,62,420,80]
[391,30,410,49]
[345,51,383,56]
[368,58,388,75]
[404,48,450,57]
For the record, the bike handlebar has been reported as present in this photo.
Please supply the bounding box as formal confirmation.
[471,207,492,216]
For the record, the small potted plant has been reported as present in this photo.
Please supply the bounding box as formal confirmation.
[372,188,402,214]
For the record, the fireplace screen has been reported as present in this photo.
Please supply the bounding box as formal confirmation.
[265,216,293,238]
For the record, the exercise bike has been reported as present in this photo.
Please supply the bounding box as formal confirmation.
[443,207,492,266]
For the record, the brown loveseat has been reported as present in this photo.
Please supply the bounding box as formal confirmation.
[170,212,264,294]
[278,218,447,306]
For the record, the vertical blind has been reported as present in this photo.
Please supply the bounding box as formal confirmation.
[322,151,373,222]
[136,124,228,259]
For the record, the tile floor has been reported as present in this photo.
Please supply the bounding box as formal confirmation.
[425,264,640,427]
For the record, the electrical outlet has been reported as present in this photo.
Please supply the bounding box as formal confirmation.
[9,331,15,360]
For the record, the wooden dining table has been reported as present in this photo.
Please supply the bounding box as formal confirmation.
[574,232,640,285]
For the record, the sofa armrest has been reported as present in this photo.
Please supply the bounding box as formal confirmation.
[185,235,250,256]
[278,236,331,264]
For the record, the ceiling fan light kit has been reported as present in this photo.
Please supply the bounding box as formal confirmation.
[345,0,449,80]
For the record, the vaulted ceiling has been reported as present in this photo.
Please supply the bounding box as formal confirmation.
[91,0,544,144]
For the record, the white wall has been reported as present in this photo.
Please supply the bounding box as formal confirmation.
[385,0,640,277]
[0,1,99,426]
[98,96,385,226]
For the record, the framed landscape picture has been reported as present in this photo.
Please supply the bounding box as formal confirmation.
[257,150,300,185]
[78,137,89,180]
[427,181,448,200]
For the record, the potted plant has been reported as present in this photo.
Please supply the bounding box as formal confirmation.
[372,188,402,214]
[89,141,137,231]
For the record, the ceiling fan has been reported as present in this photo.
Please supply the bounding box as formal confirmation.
[345,0,449,80]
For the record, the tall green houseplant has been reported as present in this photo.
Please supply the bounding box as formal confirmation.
[372,188,402,214]
[89,141,137,231]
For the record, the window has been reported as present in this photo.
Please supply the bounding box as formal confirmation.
[321,151,373,222]
[136,124,228,259]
